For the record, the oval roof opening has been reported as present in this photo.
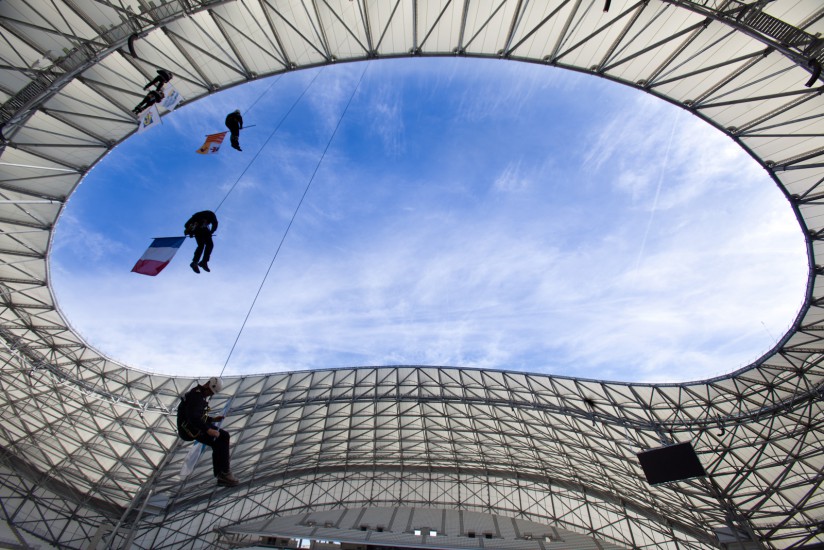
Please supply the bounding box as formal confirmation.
[51,58,808,382]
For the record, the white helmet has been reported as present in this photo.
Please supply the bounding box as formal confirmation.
[206,377,223,394]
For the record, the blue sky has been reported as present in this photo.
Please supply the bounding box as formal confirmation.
[49,57,808,382]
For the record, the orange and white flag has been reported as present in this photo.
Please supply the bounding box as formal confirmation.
[196,131,228,154]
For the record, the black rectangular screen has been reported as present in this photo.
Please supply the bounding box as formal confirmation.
[637,442,706,485]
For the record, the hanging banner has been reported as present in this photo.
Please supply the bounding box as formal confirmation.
[160,83,183,111]
[136,104,161,133]
[196,131,227,154]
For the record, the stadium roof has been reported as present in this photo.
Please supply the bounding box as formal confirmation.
[0,0,822,548]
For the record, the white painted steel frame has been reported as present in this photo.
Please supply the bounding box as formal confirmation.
[0,0,822,548]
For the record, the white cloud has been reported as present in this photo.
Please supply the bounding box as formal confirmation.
[493,159,532,192]
[49,59,809,384]
[368,82,406,155]
[50,211,128,261]
[304,66,363,134]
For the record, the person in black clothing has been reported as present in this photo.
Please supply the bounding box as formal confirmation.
[133,89,164,114]
[184,210,218,273]
[225,109,243,151]
[177,377,239,487]
[144,68,173,91]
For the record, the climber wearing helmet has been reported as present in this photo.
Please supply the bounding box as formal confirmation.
[176,377,239,487]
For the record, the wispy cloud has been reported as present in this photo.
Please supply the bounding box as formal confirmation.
[493,159,531,192]
[367,81,406,156]
[50,211,128,261]
[49,59,808,383]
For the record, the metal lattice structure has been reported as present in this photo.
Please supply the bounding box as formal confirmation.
[0,0,822,548]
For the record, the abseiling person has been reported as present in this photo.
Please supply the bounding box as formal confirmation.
[184,210,218,274]
[225,109,243,151]
[176,377,239,487]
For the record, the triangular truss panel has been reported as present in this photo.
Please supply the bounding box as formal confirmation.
[367,0,414,56]
[313,1,371,60]
[1,0,824,548]
[544,0,652,68]
[258,0,332,67]
[460,0,521,55]
[648,23,757,94]
[416,0,467,54]
[596,4,701,81]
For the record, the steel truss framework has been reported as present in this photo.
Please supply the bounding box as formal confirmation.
[0,0,822,548]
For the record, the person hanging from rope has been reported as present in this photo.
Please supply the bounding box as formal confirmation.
[184,210,218,274]
[176,377,240,487]
[133,88,164,114]
[143,68,173,91]
[225,109,243,151]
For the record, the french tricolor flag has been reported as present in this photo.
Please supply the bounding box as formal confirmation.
[131,236,186,276]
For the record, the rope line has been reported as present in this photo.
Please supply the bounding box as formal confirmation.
[213,69,324,214]
[219,63,370,376]
[243,74,281,117]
